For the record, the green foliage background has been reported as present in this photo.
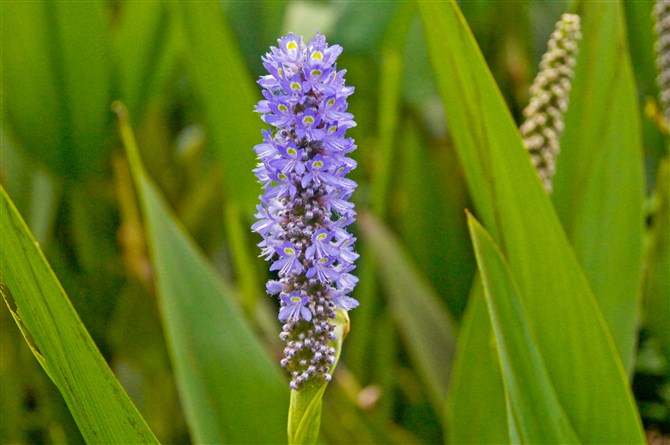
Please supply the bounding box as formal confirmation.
[1,1,668,444]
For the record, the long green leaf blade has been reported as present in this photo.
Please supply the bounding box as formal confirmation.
[115,104,287,444]
[554,0,644,372]
[0,187,159,444]
[419,2,645,442]
[468,213,580,443]
[445,281,508,444]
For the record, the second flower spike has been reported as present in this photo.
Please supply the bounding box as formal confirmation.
[520,13,581,194]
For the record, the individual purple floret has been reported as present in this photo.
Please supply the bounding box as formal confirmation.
[252,33,359,389]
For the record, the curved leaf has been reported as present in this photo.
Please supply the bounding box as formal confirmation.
[0,187,159,444]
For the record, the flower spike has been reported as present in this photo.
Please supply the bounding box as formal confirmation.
[519,13,581,193]
[252,33,359,389]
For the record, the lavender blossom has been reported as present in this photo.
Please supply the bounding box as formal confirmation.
[252,33,359,389]
[520,13,581,194]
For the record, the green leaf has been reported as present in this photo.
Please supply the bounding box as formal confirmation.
[114,103,287,444]
[1,1,111,181]
[419,2,645,442]
[288,311,349,445]
[445,281,508,444]
[0,187,159,444]
[468,213,580,443]
[358,213,457,414]
[554,0,645,372]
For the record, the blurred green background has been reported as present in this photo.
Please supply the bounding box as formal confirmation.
[1,1,668,443]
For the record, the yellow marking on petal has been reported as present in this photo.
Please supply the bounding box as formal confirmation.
[319,257,329,264]
[313,160,324,169]
[327,98,335,107]
[291,82,301,91]
[311,51,323,60]
[303,116,315,125]
[290,295,301,303]
[285,247,296,255]
[311,69,322,77]
[278,173,288,180]
[328,126,337,133]
[316,233,327,241]
[287,147,297,156]
[277,68,283,76]
[278,104,288,112]
[287,41,298,51]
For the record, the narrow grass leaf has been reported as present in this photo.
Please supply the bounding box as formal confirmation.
[554,0,644,372]
[419,2,645,442]
[288,311,349,445]
[0,187,159,444]
[445,280,508,444]
[358,212,456,414]
[115,104,287,444]
[468,213,580,443]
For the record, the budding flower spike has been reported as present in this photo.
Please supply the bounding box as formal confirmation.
[252,33,359,390]
[655,0,670,125]
[519,13,581,194]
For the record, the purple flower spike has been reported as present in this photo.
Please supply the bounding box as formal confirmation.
[252,32,358,389]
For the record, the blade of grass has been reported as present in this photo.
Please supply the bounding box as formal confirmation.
[0,187,159,444]
[468,213,579,443]
[419,2,645,442]
[445,279,508,444]
[114,103,287,444]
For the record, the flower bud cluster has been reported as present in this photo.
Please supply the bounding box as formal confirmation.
[655,0,670,124]
[519,13,581,193]
[252,33,359,389]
